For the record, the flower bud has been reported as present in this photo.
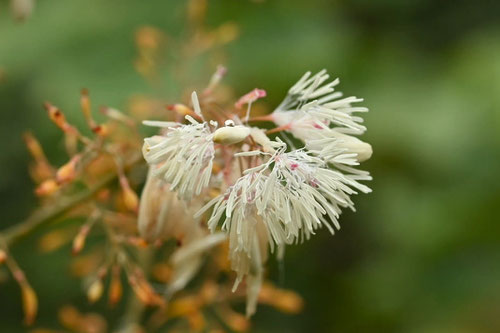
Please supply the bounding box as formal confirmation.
[235,88,266,109]
[166,104,194,116]
[333,132,372,162]
[21,283,38,325]
[56,155,80,184]
[44,103,71,132]
[122,186,139,213]
[108,266,122,306]
[213,126,250,145]
[92,124,109,137]
[220,308,250,332]
[72,224,91,255]
[259,283,303,314]
[0,249,6,264]
[80,88,95,128]
[87,279,104,303]
[35,179,59,196]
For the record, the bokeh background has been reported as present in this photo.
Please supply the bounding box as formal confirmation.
[1,0,500,332]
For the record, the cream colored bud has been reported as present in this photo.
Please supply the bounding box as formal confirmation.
[87,279,104,303]
[213,126,250,145]
[334,133,372,162]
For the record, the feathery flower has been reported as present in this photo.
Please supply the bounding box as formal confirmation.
[141,69,372,317]
[270,70,372,162]
[142,94,215,200]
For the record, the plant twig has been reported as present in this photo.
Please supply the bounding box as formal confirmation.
[0,153,143,246]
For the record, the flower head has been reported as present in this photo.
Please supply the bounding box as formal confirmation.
[142,93,215,201]
[141,69,372,316]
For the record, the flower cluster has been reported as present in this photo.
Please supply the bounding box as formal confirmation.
[142,69,373,316]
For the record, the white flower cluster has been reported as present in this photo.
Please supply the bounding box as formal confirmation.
[142,94,215,201]
[140,70,372,316]
[272,69,372,164]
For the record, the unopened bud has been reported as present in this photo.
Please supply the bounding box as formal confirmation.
[87,279,104,303]
[213,125,250,145]
[44,103,70,132]
[72,225,90,255]
[129,274,165,306]
[0,249,7,264]
[235,88,266,109]
[23,132,45,161]
[38,229,70,253]
[56,155,80,184]
[35,179,59,196]
[333,132,372,162]
[108,266,122,306]
[223,309,249,332]
[92,124,109,137]
[80,88,95,128]
[21,283,38,325]
[122,186,139,213]
[166,104,194,116]
[259,284,303,314]
[24,132,53,182]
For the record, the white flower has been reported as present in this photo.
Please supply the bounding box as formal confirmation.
[271,70,372,163]
[142,94,215,201]
[196,141,371,314]
[139,71,373,317]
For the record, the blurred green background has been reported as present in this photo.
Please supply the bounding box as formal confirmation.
[1,0,500,332]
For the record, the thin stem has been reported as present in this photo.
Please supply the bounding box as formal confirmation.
[247,114,274,122]
[120,248,153,331]
[266,123,291,135]
[1,152,143,246]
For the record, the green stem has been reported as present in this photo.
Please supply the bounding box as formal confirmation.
[1,153,143,246]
